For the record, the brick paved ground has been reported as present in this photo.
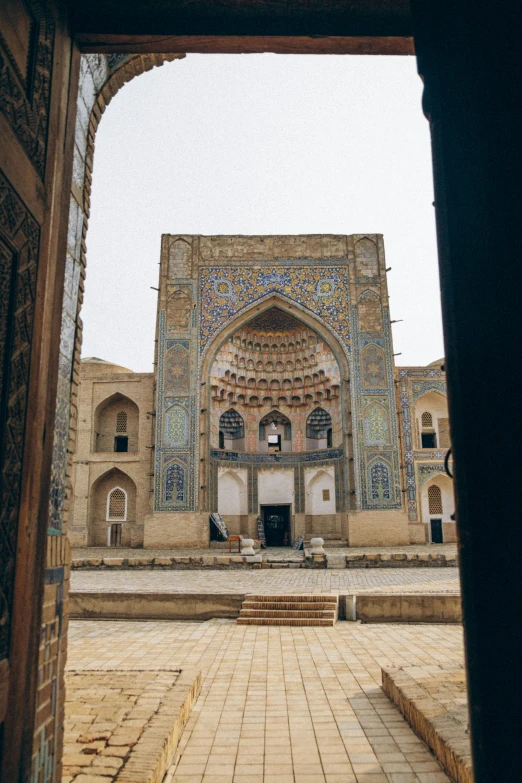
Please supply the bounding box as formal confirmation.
[71,568,461,595]
[68,620,461,782]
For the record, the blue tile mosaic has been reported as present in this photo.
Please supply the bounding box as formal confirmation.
[199,265,351,355]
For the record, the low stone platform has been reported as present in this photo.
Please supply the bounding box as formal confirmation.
[357,594,462,624]
[69,590,461,623]
[382,666,472,783]
[62,668,201,783]
[71,544,458,570]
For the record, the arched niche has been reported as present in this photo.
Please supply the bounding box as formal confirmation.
[259,410,292,453]
[305,467,336,516]
[358,289,383,332]
[217,468,248,534]
[367,457,393,504]
[88,467,136,546]
[421,473,455,542]
[354,236,379,277]
[94,393,139,453]
[164,403,189,448]
[306,407,333,449]
[218,409,245,451]
[360,342,386,388]
[364,401,389,446]
[414,390,450,449]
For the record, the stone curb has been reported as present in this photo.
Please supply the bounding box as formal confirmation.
[70,552,458,570]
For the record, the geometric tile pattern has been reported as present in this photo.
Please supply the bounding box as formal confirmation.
[364,403,389,445]
[360,343,387,387]
[165,342,190,392]
[164,404,189,447]
[155,314,196,512]
[352,312,402,509]
[199,265,351,355]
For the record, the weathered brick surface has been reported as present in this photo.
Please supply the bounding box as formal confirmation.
[382,666,472,783]
[62,669,201,782]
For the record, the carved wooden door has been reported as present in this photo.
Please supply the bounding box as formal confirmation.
[0,1,78,779]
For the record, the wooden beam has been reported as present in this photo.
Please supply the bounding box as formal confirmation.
[77,34,414,55]
[70,0,412,53]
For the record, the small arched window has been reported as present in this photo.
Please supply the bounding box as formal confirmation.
[107,487,127,520]
[422,411,433,428]
[428,485,443,514]
[421,409,437,448]
[116,411,127,432]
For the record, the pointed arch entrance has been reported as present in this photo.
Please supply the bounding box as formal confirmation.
[200,297,352,544]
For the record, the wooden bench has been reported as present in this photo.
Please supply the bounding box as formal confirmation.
[227,535,241,553]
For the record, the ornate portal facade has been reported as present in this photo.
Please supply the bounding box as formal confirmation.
[70,234,455,548]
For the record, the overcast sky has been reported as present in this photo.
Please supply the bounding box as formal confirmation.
[82,54,443,373]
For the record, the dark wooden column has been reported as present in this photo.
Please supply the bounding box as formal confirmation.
[411,1,522,779]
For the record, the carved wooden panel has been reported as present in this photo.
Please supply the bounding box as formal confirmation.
[0,0,54,179]
[0,172,39,663]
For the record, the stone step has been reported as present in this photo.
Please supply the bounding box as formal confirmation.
[242,600,335,611]
[239,609,336,619]
[237,617,335,626]
[238,593,338,626]
[247,594,337,603]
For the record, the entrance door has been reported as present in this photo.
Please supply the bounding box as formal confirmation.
[108,523,123,547]
[430,519,444,544]
[262,505,291,546]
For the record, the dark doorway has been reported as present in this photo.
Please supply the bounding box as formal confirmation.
[114,435,129,452]
[430,518,443,544]
[262,505,291,546]
[421,432,437,449]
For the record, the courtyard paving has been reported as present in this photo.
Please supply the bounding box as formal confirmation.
[67,619,462,782]
[71,567,461,596]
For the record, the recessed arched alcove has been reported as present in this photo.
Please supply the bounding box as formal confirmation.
[414,390,450,450]
[88,467,137,546]
[94,393,139,453]
[207,301,346,466]
[421,473,456,543]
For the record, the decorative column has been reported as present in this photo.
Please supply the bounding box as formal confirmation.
[349,235,402,512]
[152,236,199,521]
